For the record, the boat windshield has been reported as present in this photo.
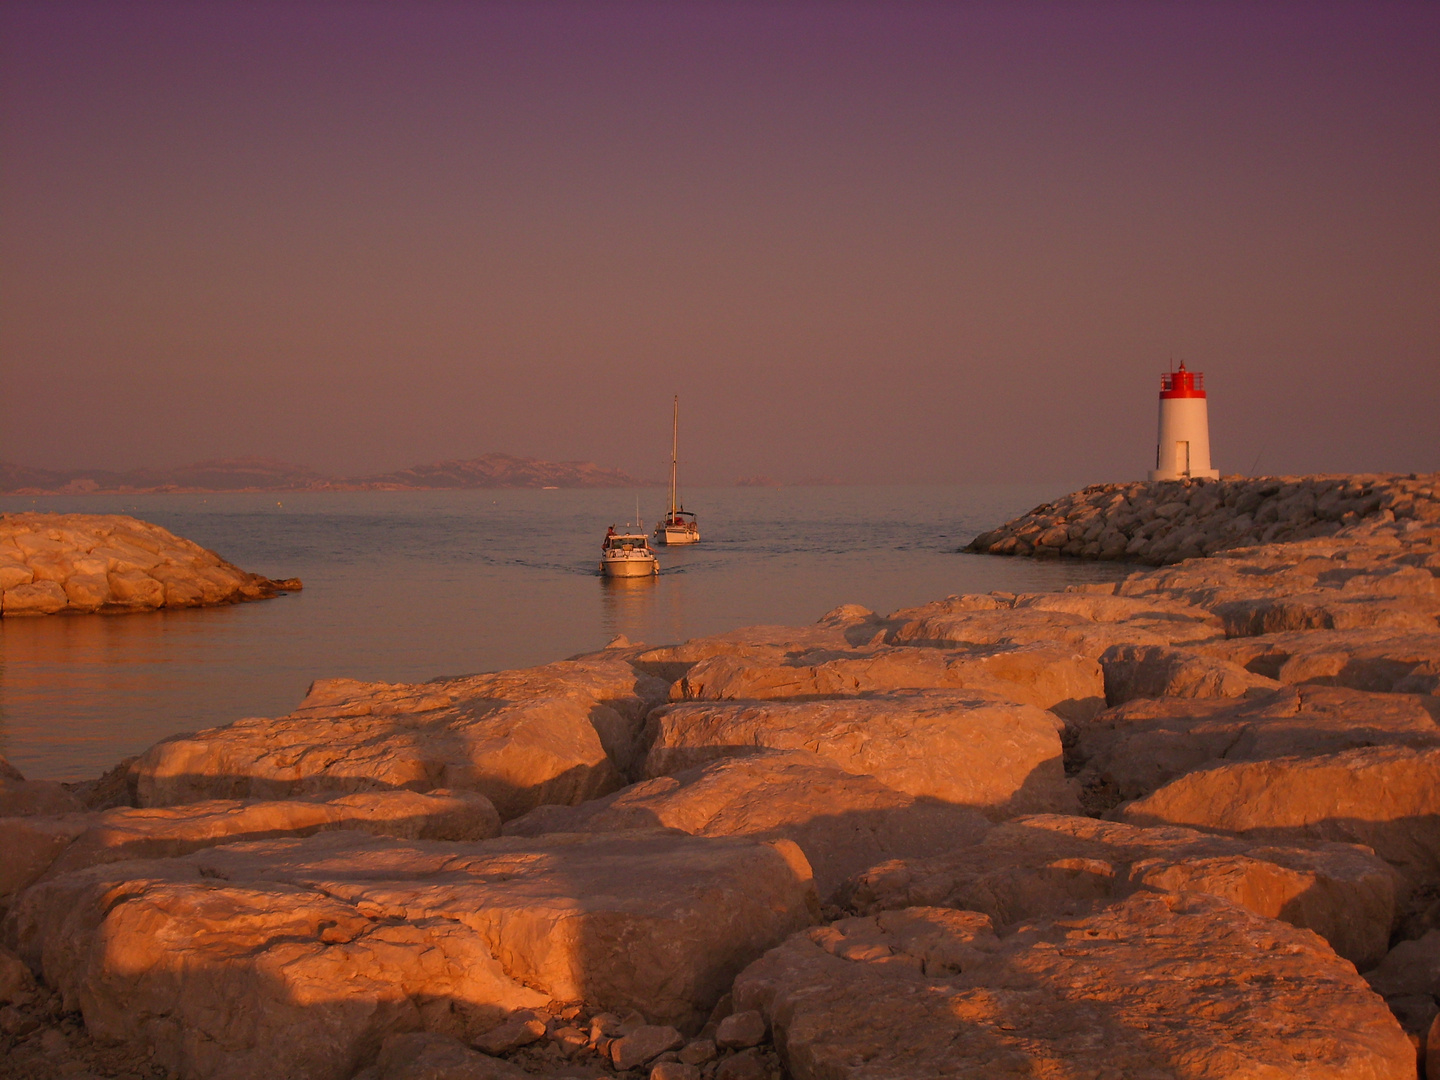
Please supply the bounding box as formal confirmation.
[605,534,648,549]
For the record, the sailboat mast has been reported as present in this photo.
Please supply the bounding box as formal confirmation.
[669,395,679,519]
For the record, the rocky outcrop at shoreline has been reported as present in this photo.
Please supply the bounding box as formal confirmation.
[0,513,299,615]
[966,471,1440,564]
[2,481,1439,1079]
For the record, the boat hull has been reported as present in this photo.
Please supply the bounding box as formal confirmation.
[600,555,659,577]
[655,526,701,546]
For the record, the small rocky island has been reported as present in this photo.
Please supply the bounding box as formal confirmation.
[0,514,300,616]
[2,474,1439,1079]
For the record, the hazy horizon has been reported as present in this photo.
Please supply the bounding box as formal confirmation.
[4,1,1437,487]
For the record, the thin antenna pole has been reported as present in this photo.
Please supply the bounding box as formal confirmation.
[669,395,679,520]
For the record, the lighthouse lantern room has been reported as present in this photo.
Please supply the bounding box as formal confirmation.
[1147,362,1220,481]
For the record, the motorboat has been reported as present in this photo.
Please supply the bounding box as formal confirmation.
[654,395,701,545]
[600,524,659,577]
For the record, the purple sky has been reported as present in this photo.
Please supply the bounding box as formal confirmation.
[3,1,1437,485]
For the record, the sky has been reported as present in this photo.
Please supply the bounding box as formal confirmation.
[2,1,1437,486]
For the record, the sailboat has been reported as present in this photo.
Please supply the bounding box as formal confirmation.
[654,395,701,545]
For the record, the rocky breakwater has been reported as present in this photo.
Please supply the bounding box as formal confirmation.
[2,492,1440,1079]
[0,513,300,615]
[966,471,1440,564]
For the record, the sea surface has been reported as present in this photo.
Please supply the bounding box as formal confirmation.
[0,485,1134,780]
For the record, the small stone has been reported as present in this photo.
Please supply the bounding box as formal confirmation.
[40,1027,69,1054]
[715,1011,766,1050]
[589,1012,623,1043]
[715,1049,768,1080]
[651,1064,702,1080]
[611,1026,685,1071]
[0,1005,39,1037]
[474,1015,546,1055]
[550,1025,590,1056]
[679,1039,718,1066]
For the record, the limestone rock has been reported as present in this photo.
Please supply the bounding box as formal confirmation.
[1118,745,1440,898]
[133,650,668,817]
[1366,930,1440,1001]
[733,895,1415,1079]
[1100,643,1281,705]
[610,1025,683,1070]
[840,813,1398,967]
[671,641,1105,721]
[678,1038,717,1065]
[473,1014,546,1055]
[964,473,1440,564]
[714,1049,769,1080]
[1073,685,1440,806]
[634,605,889,684]
[0,789,501,906]
[0,756,84,818]
[885,592,1221,659]
[7,829,817,1080]
[1196,628,1440,696]
[642,690,1076,818]
[503,751,990,899]
[373,1031,526,1080]
[0,943,36,1006]
[1,579,67,614]
[714,1010,765,1050]
[1364,931,1440,1060]
[0,812,93,910]
[0,513,298,615]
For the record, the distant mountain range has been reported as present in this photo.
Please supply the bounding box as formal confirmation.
[0,455,650,494]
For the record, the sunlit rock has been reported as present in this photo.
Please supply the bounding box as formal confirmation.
[733,895,1414,1079]
[840,813,1398,967]
[643,689,1076,818]
[670,641,1105,721]
[1118,745,1440,911]
[132,650,669,817]
[7,829,818,1080]
[1099,643,1281,705]
[504,750,991,899]
[0,513,299,615]
[1072,685,1440,807]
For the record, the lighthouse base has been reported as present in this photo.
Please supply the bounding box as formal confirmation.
[1148,468,1220,482]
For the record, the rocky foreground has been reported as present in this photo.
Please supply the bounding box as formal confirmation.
[0,514,300,615]
[967,471,1440,564]
[3,491,1440,1079]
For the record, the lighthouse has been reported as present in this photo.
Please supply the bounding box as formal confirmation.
[1147,362,1220,481]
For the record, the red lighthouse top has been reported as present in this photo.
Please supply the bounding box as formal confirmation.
[1159,362,1206,399]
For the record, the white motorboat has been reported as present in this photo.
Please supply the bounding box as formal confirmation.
[600,525,659,577]
[654,395,701,546]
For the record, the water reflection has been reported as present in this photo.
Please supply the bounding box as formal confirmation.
[599,575,658,644]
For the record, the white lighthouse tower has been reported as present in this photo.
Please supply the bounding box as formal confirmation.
[1148,362,1220,481]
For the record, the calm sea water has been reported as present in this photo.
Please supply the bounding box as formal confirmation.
[0,486,1132,780]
